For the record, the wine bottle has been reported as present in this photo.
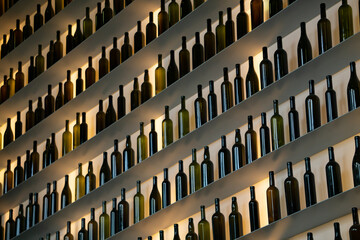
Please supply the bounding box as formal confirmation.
[193,32,204,69]
[131,78,141,110]
[235,0,249,39]
[347,61,360,111]
[25,193,33,229]
[14,112,21,140]
[266,171,281,223]
[195,84,207,127]
[185,218,198,239]
[137,122,148,163]
[109,198,118,236]
[303,157,317,207]
[80,112,88,144]
[155,54,166,94]
[99,47,109,79]
[284,162,300,215]
[110,139,122,178]
[167,50,179,86]
[43,183,51,220]
[123,135,135,171]
[179,36,190,77]
[7,30,14,53]
[245,115,258,164]
[108,38,120,71]
[194,0,204,8]
[162,106,173,148]
[15,204,25,236]
[1,34,7,59]
[61,175,72,209]
[269,0,282,17]
[66,25,74,54]
[64,71,74,104]
[271,100,285,150]
[78,218,88,240]
[307,233,314,240]
[35,45,45,77]
[149,176,161,215]
[218,136,231,178]
[50,132,58,164]
[76,68,84,96]
[27,57,36,83]
[6,69,15,99]
[5,209,15,239]
[64,221,73,240]
[55,0,63,14]
[75,163,85,200]
[222,7,234,48]
[169,0,180,27]
[134,21,145,53]
[326,147,343,197]
[35,97,45,125]
[162,168,171,208]
[88,208,98,240]
[181,0,192,18]
[51,181,58,215]
[24,150,31,181]
[106,95,117,127]
[102,0,113,24]
[14,156,24,187]
[287,96,300,142]
[207,80,218,121]
[178,96,190,136]
[96,100,106,134]
[54,31,63,63]
[176,160,188,201]
[333,222,342,240]
[259,112,270,157]
[198,205,210,240]
[83,7,93,39]
[73,112,81,149]
[232,129,245,171]
[325,75,338,122]
[55,82,64,110]
[4,118,13,147]
[43,139,51,169]
[317,3,332,54]
[216,11,226,53]
[297,22,312,67]
[233,64,244,105]
[146,12,157,44]
[353,136,360,187]
[249,186,260,231]
[229,197,243,239]
[118,188,129,231]
[173,224,181,240]
[349,207,360,240]
[30,141,39,176]
[246,56,259,98]
[15,61,24,93]
[260,47,274,89]
[85,161,96,194]
[34,4,44,31]
[204,19,215,60]
[274,36,288,80]
[100,152,111,186]
[3,159,13,194]
[149,119,158,156]
[134,181,145,224]
[305,80,321,132]
[32,193,40,225]
[114,0,125,14]
[96,3,103,30]
[62,120,72,155]
[189,149,201,194]
[45,85,55,117]
[338,0,354,42]
[251,0,263,29]
[121,32,133,62]
[13,19,22,47]
[221,68,234,112]
[86,56,96,88]
[158,0,169,35]
[47,41,55,68]
[99,201,110,240]
[212,198,226,239]
[199,146,214,188]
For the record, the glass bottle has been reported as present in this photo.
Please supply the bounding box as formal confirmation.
[110,37,121,71]
[198,205,210,240]
[121,32,133,62]
[106,95,116,127]
[30,141,39,176]
[42,183,51,220]
[4,118,13,147]
[317,3,332,54]
[347,61,360,111]
[232,129,244,171]
[73,112,81,149]
[186,218,198,239]
[155,54,166,95]
[162,106,173,148]
[54,31,63,63]
[100,152,111,186]
[15,61,24,93]
[169,0,180,27]
[55,82,64,110]
[88,208,98,240]
[225,7,235,47]
[95,2,103,30]
[349,207,360,240]
[274,36,288,81]
[192,32,204,69]
[338,0,354,42]
[45,85,55,117]
[229,197,243,239]
[176,160,188,201]
[75,163,85,200]
[249,186,260,231]
[178,96,190,138]
[266,171,281,223]
[137,122,148,163]
[146,12,157,44]
[118,188,129,231]
[78,218,88,240]
[134,21,145,53]
[167,50,179,87]
[61,175,72,209]
[218,136,231,178]
[141,70,153,103]
[212,198,225,240]
[326,147,343,197]
[99,201,110,240]
[83,7,93,39]
[158,0,169,35]
[179,36,190,78]
[85,56,96,88]
[76,68,84,96]
[251,0,263,29]
[99,47,109,79]
[64,221,73,240]
[234,64,244,105]
[305,80,321,132]
[304,157,317,207]
[297,22,313,67]
[111,139,122,178]
[189,149,201,194]
[162,168,171,208]
[180,0,192,18]
[221,67,234,112]
[260,47,274,89]
[259,112,270,157]
[62,120,72,155]
[246,56,259,98]
[123,135,135,171]
[149,176,161,215]
[245,115,258,164]
[51,181,58,215]
[216,11,226,53]
[284,162,300,215]
[353,136,360,187]
[131,78,141,110]
[204,18,215,60]
[3,159,13,194]
[208,80,218,121]
[85,161,96,194]
[195,84,207,128]
[64,70,74,104]
[133,181,144,224]
[271,100,285,150]
[325,75,338,122]
[14,156,24,187]
[334,222,342,240]
[149,119,158,156]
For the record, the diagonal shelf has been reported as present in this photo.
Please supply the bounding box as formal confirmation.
[0,0,351,214]
[13,104,360,239]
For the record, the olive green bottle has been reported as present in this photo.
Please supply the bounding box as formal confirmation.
[162,168,171,208]
[73,112,81,149]
[96,100,106,134]
[83,7,93,39]
[61,175,72,209]
[221,67,234,112]
[167,50,179,86]
[134,180,144,224]
[266,171,281,223]
[123,135,135,171]
[204,19,215,60]
[155,54,166,94]
[99,201,110,240]
[15,61,24,92]
[245,56,259,98]
[180,0,192,19]
[169,0,180,27]
[137,122,148,163]
[149,176,161,215]
[249,186,260,231]
[146,12,157,44]
[216,11,226,53]
[212,198,226,240]
[111,139,122,178]
[121,32,133,62]
[134,21,145,53]
[198,205,210,240]
[4,118,13,147]
[192,32,204,69]
[110,37,121,70]
[229,197,243,239]
[85,161,96,194]
[74,19,83,47]
[162,106,173,148]
[80,112,88,144]
[75,163,85,200]
[269,0,283,18]
[317,3,332,54]
[284,162,300,215]
[178,96,190,138]
[207,81,217,120]
[85,56,96,88]
[338,0,353,42]
[62,120,72,155]
[99,46,109,79]
[186,218,198,239]
[141,70,153,103]
[189,148,201,194]
[225,7,235,47]
[179,36,190,78]
[88,208,98,239]
[131,78,141,110]
[96,3,103,30]
[64,70,73,104]
[30,141,39,176]
[64,221,73,240]
[270,100,285,150]
[35,45,44,77]
[158,0,169,35]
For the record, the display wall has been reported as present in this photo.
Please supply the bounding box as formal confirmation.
[0,0,359,239]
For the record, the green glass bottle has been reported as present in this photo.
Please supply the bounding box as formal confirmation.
[73,112,81,149]
[179,36,190,77]
[326,147,343,198]
[43,139,51,169]
[61,175,72,209]
[118,188,129,231]
[338,0,353,42]
[237,0,249,39]
[149,119,158,156]
[162,106,173,148]
[189,148,201,194]
[245,115,258,164]
[64,70,74,104]
[347,62,360,111]
[173,224,181,240]
[96,100,106,134]
[99,201,110,240]
[186,218,198,239]
[249,186,260,231]
[121,32,133,62]
[353,136,360,187]
[110,198,117,236]
[83,7,93,39]
[86,56,96,88]
[123,135,135,171]
[162,168,171,208]
[250,0,263,29]
[99,46,109,79]
[47,41,55,69]
[225,7,235,47]
[260,112,270,157]
[305,80,321,132]
[4,118,13,147]
[192,32,204,69]
[80,112,88,144]
[207,80,218,121]
[266,171,281,223]
[229,197,243,239]
[201,146,214,187]
[178,96,190,138]
[51,181,58,215]
[106,95,116,127]
[204,19,216,60]
[169,0,180,27]
[137,122,148,163]
[14,156,24,187]
[317,3,332,55]
[304,157,317,207]
[64,221,73,240]
[131,78,141,110]
[167,50,179,86]
[146,12,157,44]
[111,139,122,178]
[216,11,226,53]
[176,160,188,201]
[35,97,45,125]
[149,176,161,215]
[349,207,360,240]
[232,129,244,171]
[74,19,83,47]
[102,0,113,24]
[34,4,44,31]
[134,180,144,224]
[297,22,312,67]
[62,120,72,155]
[141,70,153,103]
[99,152,111,186]
[260,47,274,89]
[28,57,36,83]
[3,159,13,194]
[284,162,300,215]
[110,37,121,71]
[195,85,207,128]
[88,208,98,240]
[30,141,39,176]
[212,198,225,240]
[269,0,282,18]
[221,67,234,112]
[55,82,64,110]
[245,56,259,98]
[54,31,63,63]
[35,45,44,77]
[218,135,231,178]
[78,218,88,240]
[134,21,145,53]
[14,19,22,47]
[50,132,59,165]
[42,183,51,221]
[75,163,85,200]
[194,0,204,8]
[6,69,14,99]
[198,205,210,240]
[155,54,166,94]
[95,3,103,30]
[271,100,285,151]
[85,161,96,194]
[15,61,24,92]
[158,0,169,35]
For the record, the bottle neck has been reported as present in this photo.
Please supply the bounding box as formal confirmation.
[200,206,206,219]
[207,19,212,32]
[269,172,275,186]
[287,163,293,176]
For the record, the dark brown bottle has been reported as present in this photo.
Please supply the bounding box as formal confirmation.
[3,159,13,194]
[35,97,45,124]
[251,0,263,29]
[326,147,343,198]
[13,19,22,48]
[204,18,216,60]
[121,32,133,62]
[167,50,179,86]
[216,11,226,53]
[23,15,33,40]
[149,176,161,215]
[179,36,190,78]
[181,0,192,19]
[325,75,338,122]
[259,112,270,157]
[284,162,300,215]
[349,207,360,240]
[30,140,40,177]
[32,193,40,225]
[288,96,300,141]
[66,25,74,54]
[96,100,105,134]
[28,56,36,83]
[225,7,235,47]
[49,133,58,164]
[333,222,342,240]
[1,34,7,59]
[118,85,126,119]
[245,115,258,164]
[186,218,198,239]
[64,221,73,240]
[249,186,260,231]
[99,46,109,79]
[4,118,13,147]
[103,0,113,24]
[149,119,158,156]
[61,175,72,209]
[80,112,88,144]
[146,12,157,44]
[14,156,24,187]
[15,61,24,92]
[266,171,281,223]
[73,19,83,47]
[111,139,122,178]
[64,70,73,104]
[297,22,313,67]
[305,80,321,132]
[43,139,51,168]
[123,135,135,171]
[51,180,58,215]
[54,31,63,63]
[207,80,218,121]
[45,85,55,117]
[212,198,226,240]
[218,135,231,178]
[246,56,259,98]
[176,160,188,201]
[86,56,96,88]
[221,67,234,112]
[0,76,9,103]
[110,37,121,71]
[106,95,116,127]
[173,224,181,240]
[96,2,103,30]
[158,0,169,35]
[55,82,64,110]
[85,161,96,194]
[76,68,84,96]
[43,183,51,220]
[114,0,125,14]
[79,218,89,239]
[47,41,55,69]
[260,47,274,89]
[274,36,288,81]
[195,84,207,128]
[192,32,204,69]
[7,30,14,53]
[45,0,55,22]
[118,188,129,231]
[304,157,317,207]
[234,64,243,105]
[236,0,249,39]
[34,4,44,31]
[131,78,141,110]
[141,70,153,103]
[162,168,171,208]
[269,0,283,17]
